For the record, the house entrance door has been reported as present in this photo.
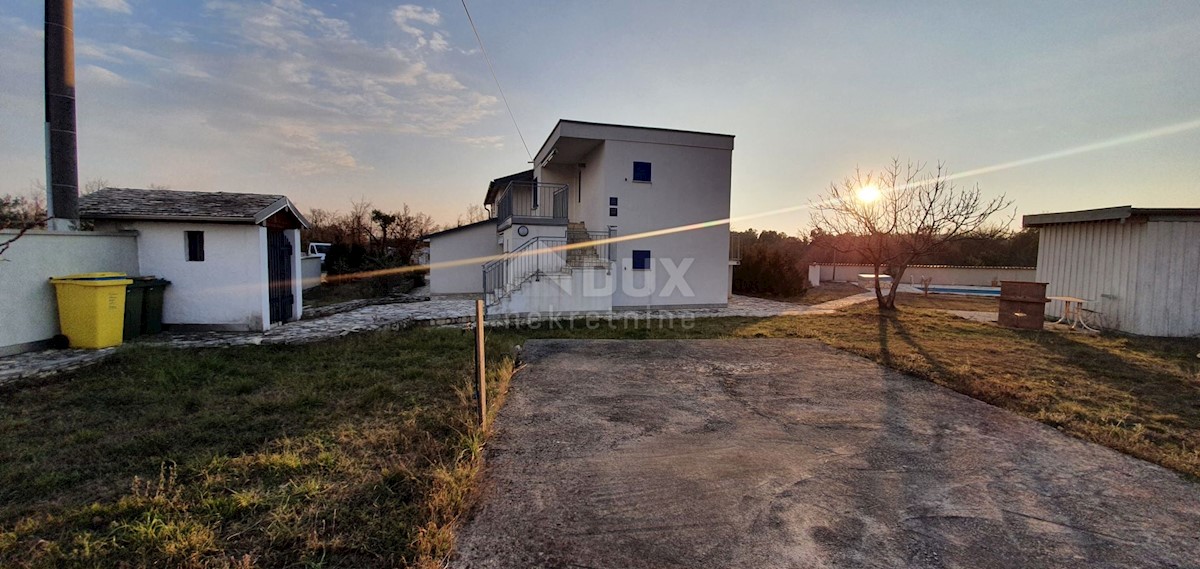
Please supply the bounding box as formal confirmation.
[267,229,294,323]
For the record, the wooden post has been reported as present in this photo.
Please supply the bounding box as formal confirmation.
[475,299,487,428]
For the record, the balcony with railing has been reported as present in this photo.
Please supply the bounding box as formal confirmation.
[495,181,568,229]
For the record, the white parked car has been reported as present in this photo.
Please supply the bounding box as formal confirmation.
[307,242,332,263]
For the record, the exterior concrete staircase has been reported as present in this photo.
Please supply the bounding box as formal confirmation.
[484,222,614,314]
[566,222,605,268]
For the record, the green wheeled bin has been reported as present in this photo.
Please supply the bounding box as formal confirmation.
[123,283,146,340]
[140,278,170,335]
[123,277,171,339]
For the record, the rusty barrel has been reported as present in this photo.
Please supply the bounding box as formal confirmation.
[998,281,1049,330]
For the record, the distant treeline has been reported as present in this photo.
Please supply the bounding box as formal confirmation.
[731,228,1038,296]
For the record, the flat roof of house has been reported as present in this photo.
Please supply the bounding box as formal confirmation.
[80,187,310,227]
[535,119,735,166]
[1023,206,1200,227]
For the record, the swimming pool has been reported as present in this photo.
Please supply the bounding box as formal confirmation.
[925,286,1001,297]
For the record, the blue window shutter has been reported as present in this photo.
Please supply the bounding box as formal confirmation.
[632,161,651,182]
[632,250,651,270]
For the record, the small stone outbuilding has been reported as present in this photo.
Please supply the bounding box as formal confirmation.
[81,188,310,332]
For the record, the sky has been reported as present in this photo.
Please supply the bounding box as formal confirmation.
[1,0,1198,233]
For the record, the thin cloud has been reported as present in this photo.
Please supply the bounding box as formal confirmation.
[392,4,450,51]
[146,0,500,175]
[77,0,133,14]
[78,64,126,86]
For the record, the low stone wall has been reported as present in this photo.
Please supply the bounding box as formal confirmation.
[0,230,141,356]
[812,263,1035,287]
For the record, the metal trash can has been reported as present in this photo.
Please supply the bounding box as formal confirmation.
[123,277,172,339]
[49,272,134,348]
[998,281,1049,330]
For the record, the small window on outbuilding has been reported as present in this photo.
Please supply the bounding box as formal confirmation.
[186,231,205,262]
[632,161,652,183]
[632,249,651,270]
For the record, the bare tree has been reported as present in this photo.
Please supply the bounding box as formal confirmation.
[83,178,108,195]
[811,159,1013,309]
[0,186,49,258]
[456,203,489,227]
[348,197,372,248]
[391,204,435,264]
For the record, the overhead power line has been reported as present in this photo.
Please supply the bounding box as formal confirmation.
[461,0,532,161]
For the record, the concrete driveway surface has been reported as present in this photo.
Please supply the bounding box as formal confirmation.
[453,339,1200,569]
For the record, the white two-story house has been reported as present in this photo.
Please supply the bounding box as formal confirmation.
[426,120,735,315]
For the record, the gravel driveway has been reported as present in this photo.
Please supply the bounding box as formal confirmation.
[454,339,1200,569]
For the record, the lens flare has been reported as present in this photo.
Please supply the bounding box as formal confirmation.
[856,184,881,203]
[306,117,1200,289]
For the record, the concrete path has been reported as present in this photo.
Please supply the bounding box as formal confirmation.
[454,339,1200,569]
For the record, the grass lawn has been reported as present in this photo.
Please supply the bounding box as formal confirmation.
[2,304,1197,567]
[0,329,517,568]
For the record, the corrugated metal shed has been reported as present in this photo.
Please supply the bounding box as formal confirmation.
[1024,206,1200,337]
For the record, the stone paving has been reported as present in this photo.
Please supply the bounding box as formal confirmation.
[0,293,875,385]
[0,348,116,385]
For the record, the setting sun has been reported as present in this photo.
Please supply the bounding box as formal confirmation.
[856,184,882,203]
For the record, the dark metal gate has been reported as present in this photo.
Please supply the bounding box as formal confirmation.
[267,229,294,323]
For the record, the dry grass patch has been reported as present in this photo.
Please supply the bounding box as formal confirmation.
[0,329,517,568]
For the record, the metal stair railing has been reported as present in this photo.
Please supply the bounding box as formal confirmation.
[482,236,568,305]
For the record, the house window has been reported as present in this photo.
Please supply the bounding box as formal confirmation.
[609,207,618,217]
[632,161,652,183]
[609,197,618,206]
[632,249,651,270]
[609,197,618,217]
[185,231,205,262]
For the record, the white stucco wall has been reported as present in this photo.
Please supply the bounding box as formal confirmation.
[0,230,141,355]
[589,139,733,309]
[494,268,613,316]
[815,264,1036,287]
[129,221,269,331]
[429,221,501,296]
[286,228,303,321]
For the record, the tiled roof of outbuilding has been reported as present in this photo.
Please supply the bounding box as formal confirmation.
[80,188,308,227]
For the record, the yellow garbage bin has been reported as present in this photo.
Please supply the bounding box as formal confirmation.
[49,272,134,349]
